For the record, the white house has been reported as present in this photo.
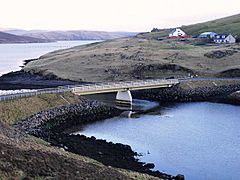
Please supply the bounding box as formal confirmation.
[213,34,236,44]
[169,28,186,37]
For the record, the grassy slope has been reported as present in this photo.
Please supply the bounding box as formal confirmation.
[182,14,240,36]
[24,37,240,82]
[23,14,240,82]
[0,93,159,179]
[138,14,240,39]
[0,121,158,180]
[0,92,81,125]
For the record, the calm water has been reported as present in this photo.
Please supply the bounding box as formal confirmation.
[0,40,99,76]
[76,102,240,180]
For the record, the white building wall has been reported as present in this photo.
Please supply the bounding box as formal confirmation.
[169,28,186,37]
[214,34,236,44]
[225,35,236,44]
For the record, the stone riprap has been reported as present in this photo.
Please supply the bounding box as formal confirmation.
[16,98,176,180]
[16,99,120,136]
[132,84,240,103]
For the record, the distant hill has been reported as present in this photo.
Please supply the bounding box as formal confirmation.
[4,29,47,36]
[139,13,240,39]
[0,31,52,44]
[18,30,138,41]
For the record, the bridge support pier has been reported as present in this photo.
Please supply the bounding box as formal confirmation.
[116,90,132,105]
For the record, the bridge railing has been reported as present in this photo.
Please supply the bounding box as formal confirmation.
[0,79,179,101]
[72,79,179,93]
[0,87,72,102]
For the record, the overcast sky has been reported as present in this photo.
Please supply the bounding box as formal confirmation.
[0,0,239,32]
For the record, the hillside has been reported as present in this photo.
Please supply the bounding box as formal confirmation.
[22,14,240,82]
[139,14,240,39]
[4,29,47,36]
[0,31,52,44]
[23,37,240,82]
[18,30,137,41]
[0,96,159,179]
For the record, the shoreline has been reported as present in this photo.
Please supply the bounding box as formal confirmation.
[0,70,83,90]
[14,82,240,179]
[15,98,177,179]
[2,70,240,179]
[132,83,240,105]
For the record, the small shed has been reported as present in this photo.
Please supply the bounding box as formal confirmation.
[169,28,186,37]
[213,34,236,44]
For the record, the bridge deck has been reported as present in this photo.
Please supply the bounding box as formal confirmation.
[72,79,179,95]
[0,79,179,101]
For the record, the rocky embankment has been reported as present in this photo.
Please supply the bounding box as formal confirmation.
[132,83,240,104]
[0,121,150,179]
[219,90,240,105]
[10,79,240,180]
[16,99,121,136]
[16,99,177,180]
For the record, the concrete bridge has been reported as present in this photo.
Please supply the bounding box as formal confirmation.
[0,79,179,104]
[72,79,179,104]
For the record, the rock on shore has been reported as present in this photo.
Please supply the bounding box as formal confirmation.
[16,98,176,179]
[132,84,240,103]
[0,121,147,179]
[16,99,121,136]
[220,91,240,105]
[14,81,240,180]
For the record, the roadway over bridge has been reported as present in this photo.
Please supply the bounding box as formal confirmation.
[72,79,179,104]
[0,79,179,104]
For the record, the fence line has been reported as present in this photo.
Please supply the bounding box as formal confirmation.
[0,87,72,102]
[72,79,179,93]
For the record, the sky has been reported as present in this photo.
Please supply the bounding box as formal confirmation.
[0,0,240,32]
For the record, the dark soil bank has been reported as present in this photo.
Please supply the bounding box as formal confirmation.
[0,70,82,90]
[219,91,240,105]
[16,99,177,180]
[0,122,133,179]
[14,82,240,180]
[132,84,240,104]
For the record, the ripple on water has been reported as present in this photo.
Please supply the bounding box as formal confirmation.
[75,102,240,180]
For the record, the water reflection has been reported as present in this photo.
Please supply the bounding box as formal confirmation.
[75,102,240,180]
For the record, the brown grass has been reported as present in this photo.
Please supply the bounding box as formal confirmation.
[24,37,240,82]
[0,121,159,180]
[0,92,82,125]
